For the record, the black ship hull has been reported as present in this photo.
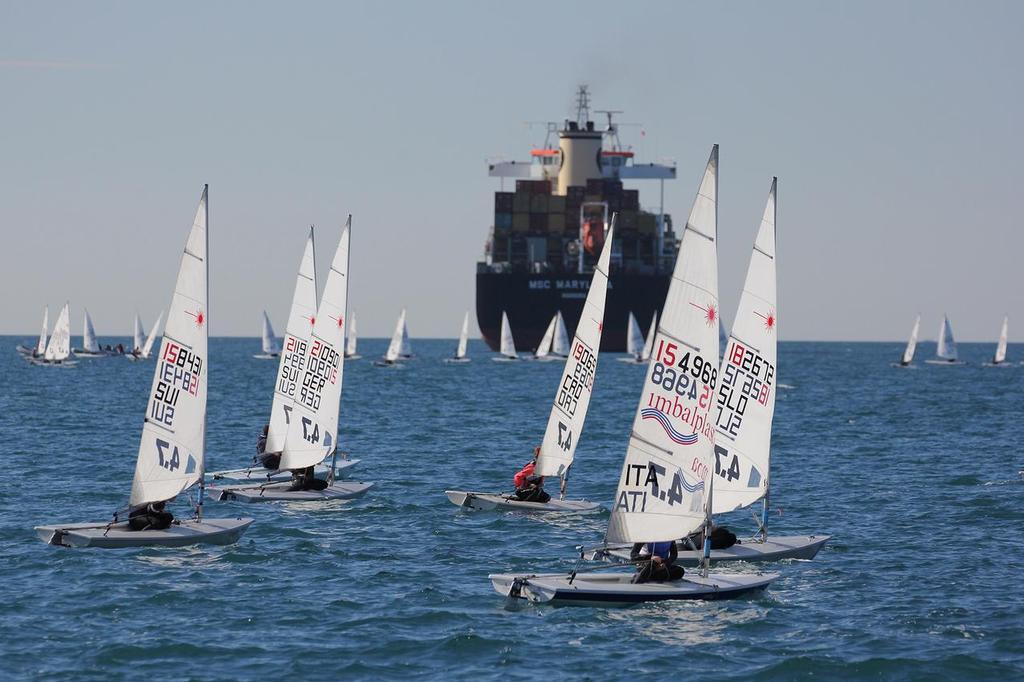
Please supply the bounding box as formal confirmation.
[476,271,669,353]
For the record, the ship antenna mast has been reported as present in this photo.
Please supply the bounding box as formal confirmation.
[574,85,592,128]
[595,109,625,151]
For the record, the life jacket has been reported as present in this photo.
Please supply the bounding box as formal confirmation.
[513,462,536,489]
[646,541,673,560]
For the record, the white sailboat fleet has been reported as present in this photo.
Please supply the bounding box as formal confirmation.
[30,301,76,366]
[492,148,784,604]
[618,311,657,364]
[448,221,616,513]
[894,314,921,367]
[209,219,371,503]
[253,311,281,359]
[37,187,253,548]
[493,311,519,361]
[444,311,471,363]
[127,311,164,361]
[925,314,963,365]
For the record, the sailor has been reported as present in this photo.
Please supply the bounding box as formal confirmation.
[512,447,550,503]
[254,424,281,469]
[682,524,739,551]
[127,500,174,531]
[630,541,685,583]
[288,466,329,492]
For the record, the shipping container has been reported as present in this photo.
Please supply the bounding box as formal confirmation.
[530,194,549,213]
[513,192,531,213]
[512,213,530,232]
[622,189,640,210]
[495,212,513,230]
[548,195,566,213]
[529,213,548,232]
[549,213,566,232]
[495,192,514,213]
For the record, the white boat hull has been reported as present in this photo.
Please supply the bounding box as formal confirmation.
[28,358,78,367]
[443,357,471,364]
[616,356,647,364]
[492,356,520,362]
[209,480,373,503]
[35,518,253,548]
[72,350,108,357]
[208,459,359,483]
[344,354,362,360]
[445,490,600,513]
[252,353,280,359]
[490,570,777,605]
[924,359,965,365]
[600,534,830,566]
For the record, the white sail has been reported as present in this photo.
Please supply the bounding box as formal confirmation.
[141,311,164,358]
[266,227,318,454]
[640,313,657,362]
[902,315,920,365]
[133,314,146,353]
[36,306,49,355]
[345,314,358,357]
[279,218,351,471]
[607,145,719,544]
[712,178,777,514]
[399,314,412,357]
[994,316,1008,364]
[534,316,556,359]
[718,317,728,357]
[936,315,958,361]
[499,312,517,358]
[384,309,406,362]
[261,311,280,354]
[536,223,614,479]
[552,311,570,356]
[44,302,72,361]
[626,312,643,357]
[82,309,100,353]
[456,312,469,359]
[130,186,209,507]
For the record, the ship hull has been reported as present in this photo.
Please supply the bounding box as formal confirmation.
[476,271,668,353]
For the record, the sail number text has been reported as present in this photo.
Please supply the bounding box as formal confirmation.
[616,460,703,512]
[148,342,203,427]
[716,341,774,437]
[297,340,340,411]
[277,335,308,399]
[556,340,596,417]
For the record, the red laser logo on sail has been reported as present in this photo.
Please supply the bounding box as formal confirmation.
[689,301,717,327]
[185,309,205,327]
[755,309,776,332]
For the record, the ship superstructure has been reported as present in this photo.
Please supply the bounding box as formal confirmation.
[477,86,677,352]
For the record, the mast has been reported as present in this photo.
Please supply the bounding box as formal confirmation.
[198,184,208,521]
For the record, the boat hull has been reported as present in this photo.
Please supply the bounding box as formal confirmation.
[599,534,830,566]
[209,481,373,502]
[35,518,253,548]
[489,570,776,605]
[445,490,599,513]
[208,459,359,483]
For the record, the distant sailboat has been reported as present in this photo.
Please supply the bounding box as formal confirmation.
[894,315,920,367]
[74,309,107,357]
[132,314,146,354]
[127,312,164,361]
[445,312,471,364]
[375,309,408,367]
[984,316,1010,367]
[253,311,281,359]
[31,301,76,366]
[492,311,519,361]
[552,311,570,357]
[36,186,253,548]
[617,311,657,364]
[925,314,963,365]
[17,306,48,357]
[530,314,558,361]
[344,313,361,359]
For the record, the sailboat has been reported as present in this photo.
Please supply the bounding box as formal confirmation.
[984,316,1010,367]
[344,313,361,360]
[491,147,777,603]
[925,314,963,364]
[253,311,281,359]
[529,314,559,361]
[127,311,164,361]
[131,314,146,354]
[209,218,372,502]
[444,311,471,364]
[17,306,48,357]
[492,311,519,361]
[617,311,657,364]
[74,309,107,357]
[447,220,615,513]
[36,186,253,548]
[31,301,76,366]
[399,312,413,358]
[374,309,408,367]
[552,311,570,357]
[893,315,920,367]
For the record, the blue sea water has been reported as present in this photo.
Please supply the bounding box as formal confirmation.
[2,337,1023,680]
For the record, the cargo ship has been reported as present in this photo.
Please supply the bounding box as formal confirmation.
[476,86,677,352]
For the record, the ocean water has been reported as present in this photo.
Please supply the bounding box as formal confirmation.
[2,337,1023,680]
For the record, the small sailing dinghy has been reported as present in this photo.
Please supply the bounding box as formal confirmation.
[253,311,281,359]
[925,314,963,365]
[444,311,472,363]
[374,308,408,367]
[893,315,920,367]
[552,312,570,357]
[344,313,361,359]
[601,179,828,566]
[447,221,616,514]
[492,311,520,361]
[17,306,49,357]
[209,218,372,503]
[529,314,558,361]
[74,309,107,357]
[984,316,1010,367]
[127,311,164,361]
[30,302,77,367]
[492,147,777,604]
[36,186,253,548]
[617,312,657,364]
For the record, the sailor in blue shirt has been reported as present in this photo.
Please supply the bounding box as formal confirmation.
[630,541,685,583]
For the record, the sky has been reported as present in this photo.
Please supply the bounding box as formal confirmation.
[1,1,1021,342]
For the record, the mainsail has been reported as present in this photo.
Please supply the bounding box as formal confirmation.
[607,145,719,544]
[266,228,318,454]
[399,314,412,357]
[36,306,49,355]
[902,315,920,365]
[456,312,469,359]
[626,312,643,357]
[44,302,72,361]
[552,312,570,357]
[534,316,556,359]
[936,315,958,361]
[82,309,100,353]
[133,314,146,353]
[535,223,614,480]
[712,178,777,514]
[345,314,358,358]
[499,312,517,358]
[384,309,406,362]
[261,311,280,355]
[141,311,164,358]
[279,218,351,471]
[130,186,209,507]
[994,316,1008,364]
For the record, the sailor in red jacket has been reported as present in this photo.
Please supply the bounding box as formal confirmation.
[512,446,550,503]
